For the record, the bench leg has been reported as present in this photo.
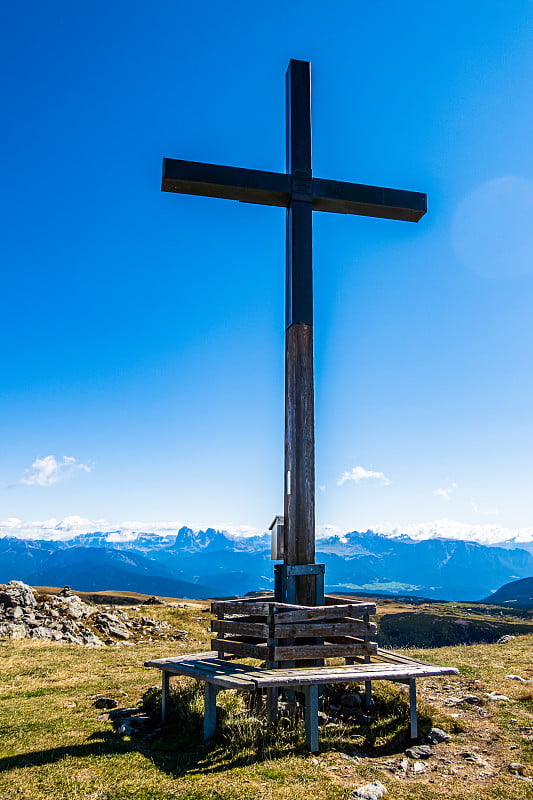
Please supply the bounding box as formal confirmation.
[409,678,418,739]
[304,685,319,753]
[267,687,278,723]
[204,683,218,741]
[161,670,170,724]
[364,680,372,711]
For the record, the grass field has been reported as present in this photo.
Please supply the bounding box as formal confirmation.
[0,599,532,800]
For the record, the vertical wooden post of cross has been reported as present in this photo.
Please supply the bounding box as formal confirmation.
[284,60,316,607]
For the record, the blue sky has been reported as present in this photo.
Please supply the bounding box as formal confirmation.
[1,1,533,538]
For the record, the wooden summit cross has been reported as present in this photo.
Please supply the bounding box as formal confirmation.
[162,60,426,606]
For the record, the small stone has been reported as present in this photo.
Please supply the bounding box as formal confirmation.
[486,692,510,702]
[339,752,360,763]
[340,692,362,708]
[508,763,528,776]
[457,694,483,705]
[412,761,426,773]
[459,751,486,765]
[0,623,26,639]
[497,635,516,644]
[350,781,388,800]
[93,697,118,709]
[426,727,451,744]
[117,716,146,736]
[109,706,139,720]
[405,745,433,759]
[506,674,526,681]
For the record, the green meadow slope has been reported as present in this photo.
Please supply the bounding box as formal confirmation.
[0,597,532,800]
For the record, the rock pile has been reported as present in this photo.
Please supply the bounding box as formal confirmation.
[0,580,188,646]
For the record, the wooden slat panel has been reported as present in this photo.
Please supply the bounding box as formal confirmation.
[376,648,443,667]
[273,621,377,638]
[144,651,218,666]
[324,596,377,614]
[273,604,370,623]
[211,600,272,616]
[250,665,458,688]
[211,620,270,637]
[273,642,377,661]
[211,639,271,660]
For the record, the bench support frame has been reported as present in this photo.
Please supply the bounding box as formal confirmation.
[158,666,420,750]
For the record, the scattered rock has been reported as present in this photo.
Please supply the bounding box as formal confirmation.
[340,692,362,709]
[405,745,433,759]
[350,781,387,800]
[508,763,528,776]
[145,596,165,605]
[0,580,37,610]
[506,674,526,681]
[108,706,140,720]
[93,697,118,709]
[486,692,510,702]
[425,727,451,744]
[456,694,483,705]
[459,751,488,766]
[117,716,147,736]
[497,635,516,644]
[412,761,426,773]
[0,622,26,639]
[0,580,188,646]
[338,752,360,764]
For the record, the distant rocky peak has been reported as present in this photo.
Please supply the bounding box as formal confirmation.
[172,527,233,552]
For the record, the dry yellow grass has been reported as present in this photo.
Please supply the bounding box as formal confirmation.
[0,601,531,800]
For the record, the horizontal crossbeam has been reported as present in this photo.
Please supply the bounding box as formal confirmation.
[162,158,427,222]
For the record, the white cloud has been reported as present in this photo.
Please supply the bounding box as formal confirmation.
[20,456,91,487]
[212,523,261,539]
[316,523,343,539]
[337,466,391,487]
[433,482,457,500]
[1,516,532,547]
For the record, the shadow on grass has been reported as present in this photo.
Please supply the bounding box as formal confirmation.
[0,683,437,778]
[0,725,300,779]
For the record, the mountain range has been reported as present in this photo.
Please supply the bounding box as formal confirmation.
[1,527,532,602]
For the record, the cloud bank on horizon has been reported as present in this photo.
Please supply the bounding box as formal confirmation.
[1,515,532,547]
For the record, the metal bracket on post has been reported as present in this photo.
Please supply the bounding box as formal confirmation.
[274,563,325,605]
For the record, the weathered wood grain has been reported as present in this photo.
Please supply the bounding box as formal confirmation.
[211,639,269,659]
[273,642,377,661]
[211,620,270,637]
[211,600,272,616]
[284,322,315,607]
[273,604,371,623]
[273,621,377,638]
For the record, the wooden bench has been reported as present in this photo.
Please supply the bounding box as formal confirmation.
[145,648,458,751]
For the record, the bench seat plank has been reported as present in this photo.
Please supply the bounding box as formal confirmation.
[145,653,458,689]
